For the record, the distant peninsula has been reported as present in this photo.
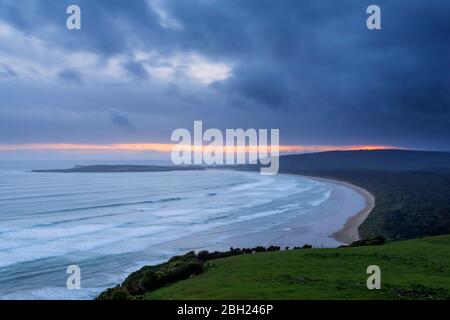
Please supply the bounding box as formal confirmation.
[31,165,205,173]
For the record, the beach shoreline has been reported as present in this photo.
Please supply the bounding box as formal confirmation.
[290,174,375,245]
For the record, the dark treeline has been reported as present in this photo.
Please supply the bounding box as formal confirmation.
[279,150,450,171]
[197,244,313,261]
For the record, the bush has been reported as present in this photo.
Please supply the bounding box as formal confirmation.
[293,244,313,250]
[99,251,208,298]
[140,270,159,291]
[350,236,386,247]
[96,285,130,300]
[197,250,210,261]
[111,287,130,300]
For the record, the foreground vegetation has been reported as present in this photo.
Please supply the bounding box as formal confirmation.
[99,235,450,300]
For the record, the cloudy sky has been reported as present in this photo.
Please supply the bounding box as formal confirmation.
[0,0,449,159]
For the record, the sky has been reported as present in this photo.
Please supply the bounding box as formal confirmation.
[0,0,449,160]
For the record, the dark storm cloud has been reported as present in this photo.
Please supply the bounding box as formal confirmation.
[58,69,83,85]
[124,60,150,80]
[214,66,294,110]
[110,112,136,131]
[0,0,160,55]
[0,63,16,79]
[161,0,450,133]
[0,0,449,149]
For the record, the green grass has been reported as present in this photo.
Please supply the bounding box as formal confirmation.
[143,235,450,300]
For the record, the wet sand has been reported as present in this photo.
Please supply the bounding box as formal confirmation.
[296,175,375,244]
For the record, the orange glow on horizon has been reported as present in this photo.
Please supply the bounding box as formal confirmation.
[0,143,402,153]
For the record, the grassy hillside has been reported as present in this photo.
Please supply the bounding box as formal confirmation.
[142,235,450,300]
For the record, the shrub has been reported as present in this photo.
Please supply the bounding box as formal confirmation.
[197,250,210,261]
[111,287,130,300]
[96,285,130,300]
[350,236,386,247]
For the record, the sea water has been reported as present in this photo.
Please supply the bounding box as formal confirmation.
[0,161,364,299]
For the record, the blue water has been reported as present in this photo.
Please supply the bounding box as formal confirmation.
[0,161,364,299]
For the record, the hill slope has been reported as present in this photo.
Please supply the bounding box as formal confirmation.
[143,236,450,300]
[279,149,450,171]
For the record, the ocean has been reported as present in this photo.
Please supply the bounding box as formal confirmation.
[0,161,365,299]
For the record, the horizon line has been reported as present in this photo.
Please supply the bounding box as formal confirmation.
[0,143,404,154]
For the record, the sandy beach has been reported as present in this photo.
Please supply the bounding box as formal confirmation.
[297,175,375,244]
